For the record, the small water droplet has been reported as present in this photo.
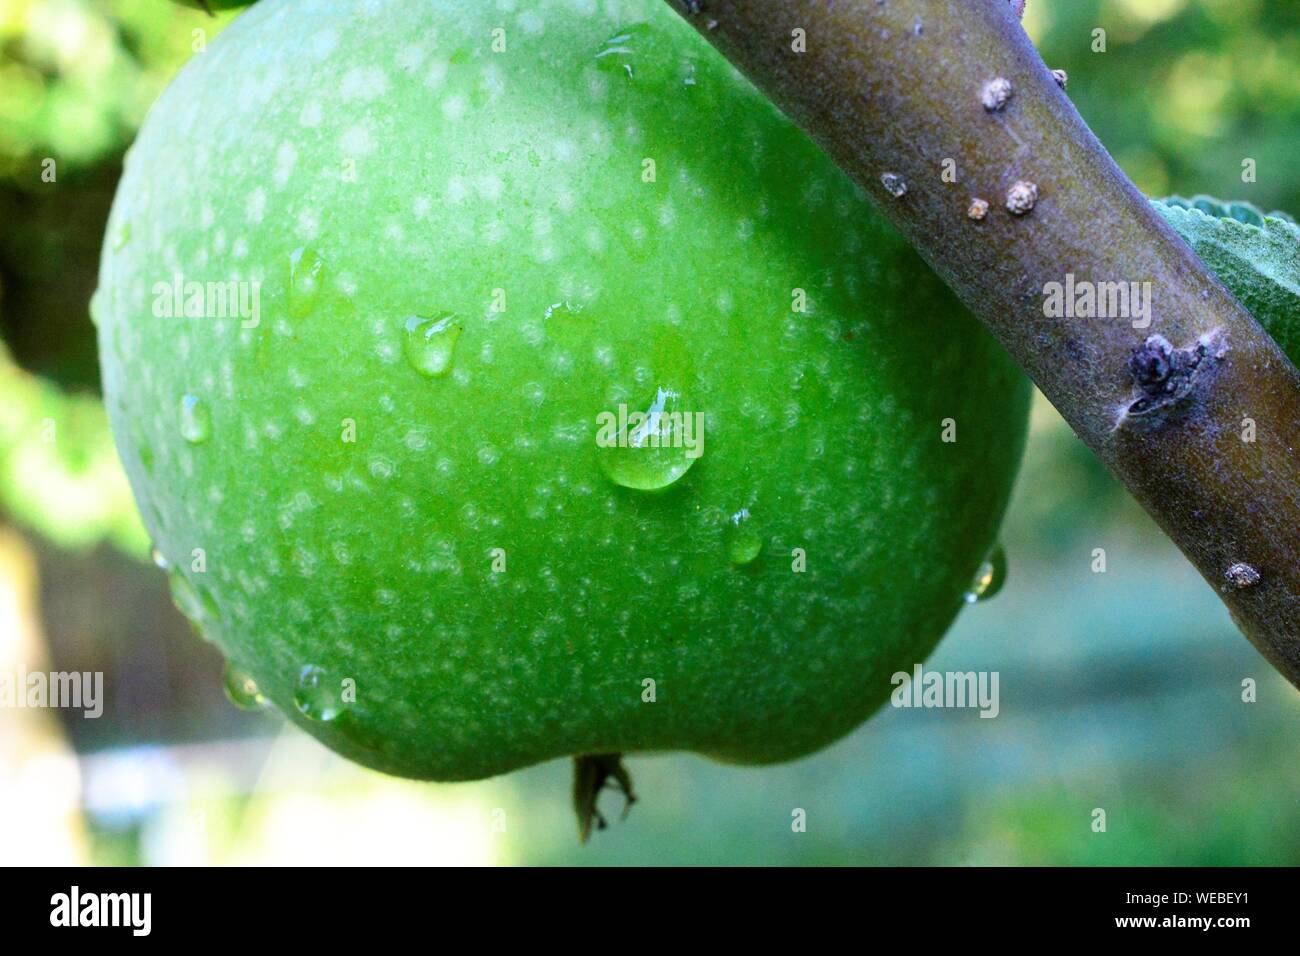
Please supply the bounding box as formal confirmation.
[137,441,155,475]
[288,247,325,318]
[223,662,266,711]
[112,219,131,251]
[726,508,763,565]
[964,544,1008,603]
[880,172,908,198]
[598,386,701,491]
[152,548,170,571]
[294,664,343,722]
[403,312,463,377]
[89,287,106,328]
[168,570,204,620]
[595,26,644,79]
[168,569,220,633]
[543,301,583,321]
[594,22,693,84]
[179,394,211,444]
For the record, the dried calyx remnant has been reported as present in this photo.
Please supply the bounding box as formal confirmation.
[573,753,637,842]
[1121,331,1225,424]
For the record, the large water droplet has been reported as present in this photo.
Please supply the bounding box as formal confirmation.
[179,394,211,444]
[598,386,701,491]
[726,508,763,565]
[223,662,266,711]
[403,312,463,378]
[287,247,325,318]
[964,544,1007,604]
[293,664,342,722]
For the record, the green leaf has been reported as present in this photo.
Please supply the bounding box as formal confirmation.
[1153,195,1300,364]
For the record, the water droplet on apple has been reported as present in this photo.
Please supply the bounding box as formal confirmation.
[595,26,645,79]
[726,508,763,565]
[294,664,342,721]
[89,287,106,328]
[179,393,211,444]
[963,543,1007,603]
[594,22,694,84]
[598,386,701,491]
[543,301,583,322]
[223,662,266,711]
[287,246,325,317]
[168,569,220,635]
[403,312,463,378]
[168,570,203,619]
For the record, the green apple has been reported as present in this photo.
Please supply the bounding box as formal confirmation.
[96,0,1029,802]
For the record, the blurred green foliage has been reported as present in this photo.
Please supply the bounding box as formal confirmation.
[1030,0,1300,213]
[0,0,231,547]
[0,0,224,171]
[0,341,146,550]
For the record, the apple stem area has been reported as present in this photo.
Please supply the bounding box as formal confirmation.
[573,754,637,843]
[667,0,1300,689]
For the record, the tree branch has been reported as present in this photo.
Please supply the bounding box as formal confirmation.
[666,0,1300,688]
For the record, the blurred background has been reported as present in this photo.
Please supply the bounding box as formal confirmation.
[1,0,1298,865]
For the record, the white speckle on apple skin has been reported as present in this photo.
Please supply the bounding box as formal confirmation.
[245,187,266,223]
